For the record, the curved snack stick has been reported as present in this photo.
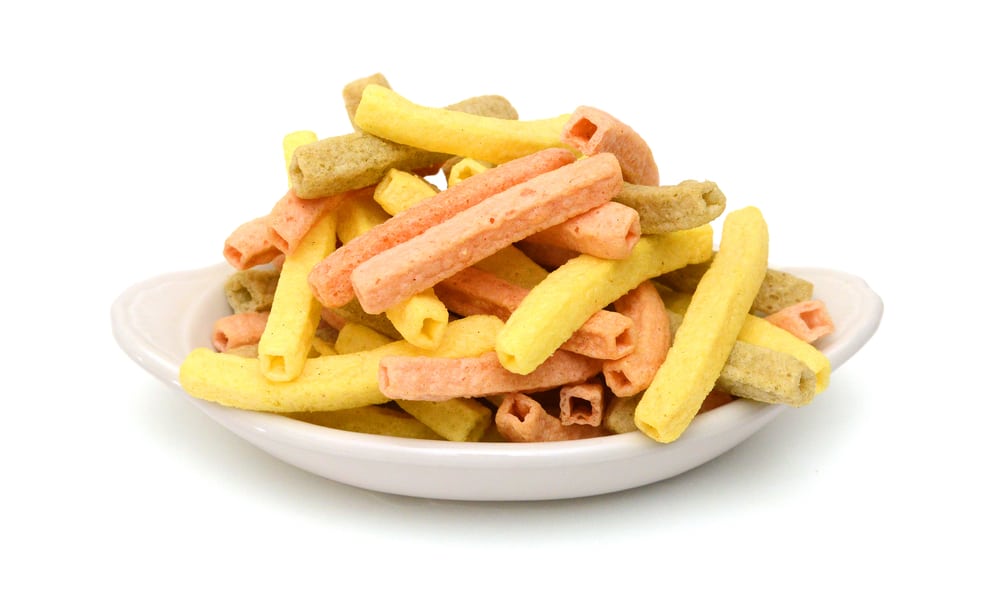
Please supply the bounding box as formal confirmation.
[224,267,279,313]
[716,341,817,406]
[290,94,519,199]
[523,201,640,260]
[223,216,282,270]
[496,225,714,375]
[212,311,270,352]
[180,316,503,413]
[613,180,725,234]
[559,382,605,427]
[377,350,603,402]
[384,288,450,350]
[634,206,769,443]
[602,281,671,397]
[182,344,413,412]
[283,130,318,185]
[308,148,576,308]
[353,84,573,164]
[258,212,337,382]
[342,72,391,128]
[495,393,605,442]
[562,106,659,185]
[435,266,634,360]
[290,406,442,440]
[764,299,834,342]
[351,153,624,314]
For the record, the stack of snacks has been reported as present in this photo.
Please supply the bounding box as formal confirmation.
[179,73,835,444]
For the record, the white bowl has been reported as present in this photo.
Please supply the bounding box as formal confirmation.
[111,264,882,501]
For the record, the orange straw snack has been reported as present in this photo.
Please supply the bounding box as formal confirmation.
[268,187,373,255]
[211,311,270,353]
[435,266,634,360]
[351,153,624,314]
[764,300,835,342]
[223,216,282,270]
[562,106,659,186]
[523,201,641,260]
[559,382,605,427]
[308,148,576,308]
[602,281,672,397]
[495,393,606,442]
[377,350,603,402]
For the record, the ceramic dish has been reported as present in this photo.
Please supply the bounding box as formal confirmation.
[111,264,882,500]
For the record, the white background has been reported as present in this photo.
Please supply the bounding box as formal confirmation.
[2,1,997,597]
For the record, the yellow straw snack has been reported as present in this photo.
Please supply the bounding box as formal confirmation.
[290,94,519,199]
[257,211,337,382]
[335,194,391,244]
[373,168,439,215]
[283,130,319,186]
[353,85,573,164]
[447,158,491,187]
[660,258,814,315]
[180,315,503,413]
[658,288,831,392]
[334,322,394,354]
[367,168,451,349]
[474,245,549,288]
[289,407,442,440]
[495,225,714,375]
[395,398,493,442]
[184,345,411,412]
[342,72,391,128]
[384,288,450,350]
[634,206,769,443]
